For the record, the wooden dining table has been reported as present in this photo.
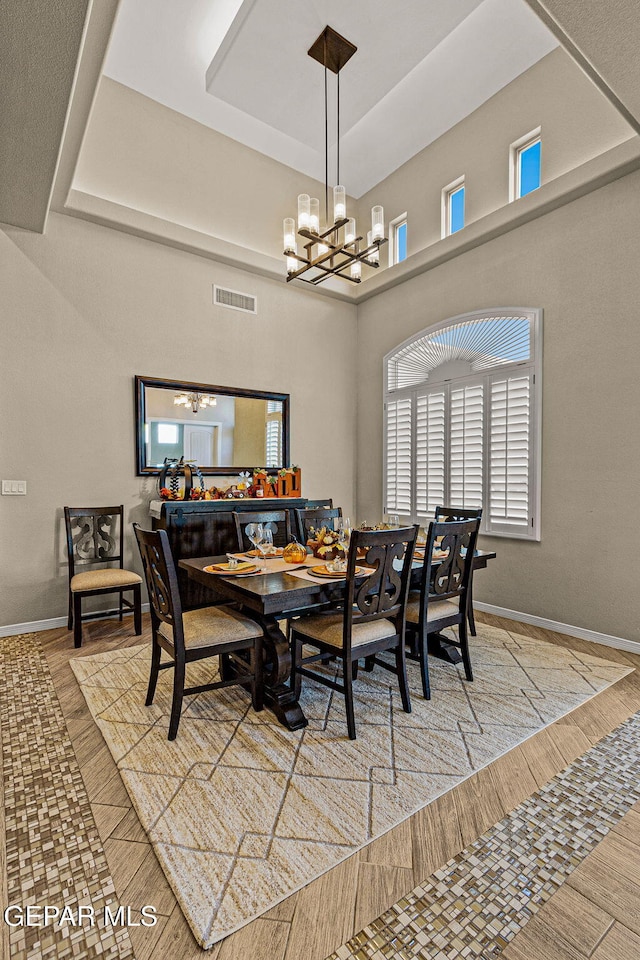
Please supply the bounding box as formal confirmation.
[179,549,496,731]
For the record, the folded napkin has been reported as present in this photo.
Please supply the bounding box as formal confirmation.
[210,560,255,572]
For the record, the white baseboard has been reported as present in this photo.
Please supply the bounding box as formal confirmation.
[0,604,151,639]
[1,602,638,655]
[475,602,639,654]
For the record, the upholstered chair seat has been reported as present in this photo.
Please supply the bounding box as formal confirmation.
[292,611,397,649]
[158,605,263,650]
[70,568,142,592]
[406,595,459,625]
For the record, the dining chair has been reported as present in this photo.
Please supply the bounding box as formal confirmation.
[133,525,264,740]
[64,505,142,648]
[406,518,481,699]
[233,510,293,552]
[290,525,419,740]
[434,505,483,635]
[295,506,343,544]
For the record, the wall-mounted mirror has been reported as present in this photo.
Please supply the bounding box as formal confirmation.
[135,376,290,476]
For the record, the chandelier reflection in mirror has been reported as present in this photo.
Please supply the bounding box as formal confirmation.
[174,392,217,414]
[283,26,388,286]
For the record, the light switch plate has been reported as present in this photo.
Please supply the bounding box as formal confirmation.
[2,480,27,495]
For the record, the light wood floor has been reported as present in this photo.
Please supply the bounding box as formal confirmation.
[28,613,640,960]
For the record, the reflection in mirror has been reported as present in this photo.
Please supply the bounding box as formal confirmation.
[136,377,289,475]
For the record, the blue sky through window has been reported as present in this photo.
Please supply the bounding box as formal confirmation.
[450,187,464,233]
[519,140,541,197]
[396,220,407,262]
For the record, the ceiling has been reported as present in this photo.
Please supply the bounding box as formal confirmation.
[103,0,558,197]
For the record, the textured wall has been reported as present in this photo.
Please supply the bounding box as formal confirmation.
[356,168,640,643]
[0,213,357,628]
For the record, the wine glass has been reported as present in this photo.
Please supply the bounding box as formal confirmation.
[257,528,273,572]
[336,517,351,570]
[245,522,263,557]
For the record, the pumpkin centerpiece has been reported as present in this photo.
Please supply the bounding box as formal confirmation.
[283,538,307,564]
[307,526,344,562]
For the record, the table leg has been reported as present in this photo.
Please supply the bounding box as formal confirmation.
[260,617,308,731]
[427,633,463,664]
[223,612,308,731]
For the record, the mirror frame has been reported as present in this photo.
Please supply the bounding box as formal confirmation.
[135,375,290,476]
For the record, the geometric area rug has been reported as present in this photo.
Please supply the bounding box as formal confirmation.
[70,624,633,949]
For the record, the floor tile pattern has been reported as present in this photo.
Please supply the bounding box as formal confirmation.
[70,624,632,949]
[326,710,640,960]
[0,633,134,960]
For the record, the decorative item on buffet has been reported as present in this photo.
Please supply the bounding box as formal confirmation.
[307,526,344,561]
[277,466,302,497]
[252,466,301,498]
[158,457,206,501]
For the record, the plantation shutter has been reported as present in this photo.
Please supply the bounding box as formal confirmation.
[488,373,531,531]
[416,389,446,516]
[265,401,281,467]
[385,397,412,514]
[450,382,484,509]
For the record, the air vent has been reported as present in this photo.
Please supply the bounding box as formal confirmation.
[213,285,257,314]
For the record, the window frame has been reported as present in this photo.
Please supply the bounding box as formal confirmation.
[441,175,465,238]
[383,308,542,541]
[388,212,408,267]
[509,127,542,201]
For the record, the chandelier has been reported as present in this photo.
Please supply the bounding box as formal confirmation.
[283,26,387,286]
[173,392,217,414]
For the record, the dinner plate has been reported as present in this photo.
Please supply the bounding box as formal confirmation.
[204,563,258,576]
[245,548,284,558]
[414,549,448,561]
[310,565,364,579]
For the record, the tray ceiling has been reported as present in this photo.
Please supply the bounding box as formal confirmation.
[103,0,557,196]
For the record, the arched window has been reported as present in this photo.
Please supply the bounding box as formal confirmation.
[384,308,542,540]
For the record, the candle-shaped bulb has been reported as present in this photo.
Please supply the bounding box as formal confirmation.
[309,198,320,234]
[297,194,310,231]
[283,218,295,253]
[345,218,357,244]
[351,261,361,281]
[333,185,346,222]
[371,205,384,241]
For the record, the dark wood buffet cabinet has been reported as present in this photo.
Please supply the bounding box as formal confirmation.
[152,497,331,609]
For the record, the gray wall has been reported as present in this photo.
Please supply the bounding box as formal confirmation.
[0,213,357,628]
[356,167,640,643]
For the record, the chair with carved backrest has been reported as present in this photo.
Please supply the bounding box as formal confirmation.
[294,507,343,545]
[406,518,480,699]
[133,524,264,740]
[434,505,483,635]
[64,505,142,648]
[232,510,293,552]
[290,525,418,740]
